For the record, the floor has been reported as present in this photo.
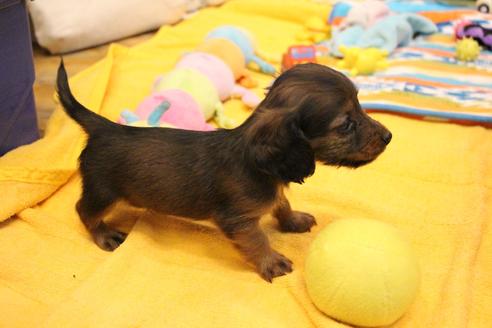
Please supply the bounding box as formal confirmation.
[33,32,154,134]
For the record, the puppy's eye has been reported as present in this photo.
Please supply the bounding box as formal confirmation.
[338,119,355,133]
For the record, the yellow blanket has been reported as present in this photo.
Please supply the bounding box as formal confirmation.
[1,1,491,327]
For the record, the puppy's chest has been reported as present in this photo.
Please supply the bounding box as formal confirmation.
[232,184,283,218]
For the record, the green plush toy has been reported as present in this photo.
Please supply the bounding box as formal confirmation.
[154,68,233,128]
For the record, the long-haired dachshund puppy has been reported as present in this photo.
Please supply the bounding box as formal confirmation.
[57,61,391,282]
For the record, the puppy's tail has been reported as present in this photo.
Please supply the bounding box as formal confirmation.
[56,59,115,134]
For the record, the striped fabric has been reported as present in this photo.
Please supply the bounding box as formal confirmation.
[350,32,492,126]
[332,7,492,126]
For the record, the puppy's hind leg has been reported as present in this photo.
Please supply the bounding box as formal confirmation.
[76,188,127,251]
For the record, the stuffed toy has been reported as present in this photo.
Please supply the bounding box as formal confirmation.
[176,52,261,107]
[119,110,175,128]
[337,46,388,75]
[297,16,332,43]
[207,25,276,74]
[154,67,233,128]
[338,0,390,31]
[119,90,214,131]
[195,38,257,88]
[119,26,269,130]
[330,13,437,56]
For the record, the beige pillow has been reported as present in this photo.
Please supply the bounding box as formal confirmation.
[28,0,189,54]
[187,0,227,12]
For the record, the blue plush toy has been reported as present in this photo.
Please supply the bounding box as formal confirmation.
[330,13,438,57]
[120,102,171,127]
[207,26,276,74]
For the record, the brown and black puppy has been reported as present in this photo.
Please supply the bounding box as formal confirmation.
[57,61,391,282]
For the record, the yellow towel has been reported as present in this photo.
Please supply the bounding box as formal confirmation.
[1,1,491,327]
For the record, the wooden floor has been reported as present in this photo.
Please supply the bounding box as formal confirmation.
[33,32,154,134]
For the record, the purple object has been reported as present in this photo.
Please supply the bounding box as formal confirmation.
[0,0,39,155]
[456,22,492,51]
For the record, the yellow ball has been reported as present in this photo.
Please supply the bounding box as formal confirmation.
[456,38,481,62]
[305,219,420,327]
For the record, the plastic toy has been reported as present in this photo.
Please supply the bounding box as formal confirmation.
[337,46,388,75]
[305,218,420,327]
[281,44,330,71]
[118,91,214,131]
[296,16,331,43]
[206,26,276,74]
[282,45,316,71]
[456,38,481,61]
[477,0,491,13]
[455,20,492,51]
[175,52,260,107]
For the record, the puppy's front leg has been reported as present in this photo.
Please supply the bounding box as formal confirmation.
[216,216,292,282]
[273,190,317,233]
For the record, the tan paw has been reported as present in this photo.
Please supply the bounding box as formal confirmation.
[257,250,293,282]
[93,226,127,251]
[279,211,317,233]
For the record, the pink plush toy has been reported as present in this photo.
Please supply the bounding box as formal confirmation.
[119,27,265,130]
[119,90,214,131]
[175,52,261,108]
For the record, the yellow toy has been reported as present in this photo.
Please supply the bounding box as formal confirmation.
[296,16,331,43]
[338,46,388,76]
[305,218,420,327]
[456,38,481,62]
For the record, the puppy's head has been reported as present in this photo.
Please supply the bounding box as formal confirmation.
[244,63,392,183]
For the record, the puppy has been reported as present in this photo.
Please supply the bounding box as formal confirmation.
[56,61,391,282]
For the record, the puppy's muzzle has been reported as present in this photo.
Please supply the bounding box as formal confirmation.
[381,131,392,145]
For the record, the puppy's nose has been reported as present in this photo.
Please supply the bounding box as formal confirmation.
[381,131,392,145]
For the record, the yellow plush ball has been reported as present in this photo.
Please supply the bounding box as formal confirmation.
[305,219,420,327]
[456,38,481,62]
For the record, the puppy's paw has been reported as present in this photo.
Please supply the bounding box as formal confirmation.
[258,250,293,282]
[93,228,127,251]
[279,211,317,233]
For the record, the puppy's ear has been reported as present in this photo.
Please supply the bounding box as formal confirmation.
[245,110,315,184]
